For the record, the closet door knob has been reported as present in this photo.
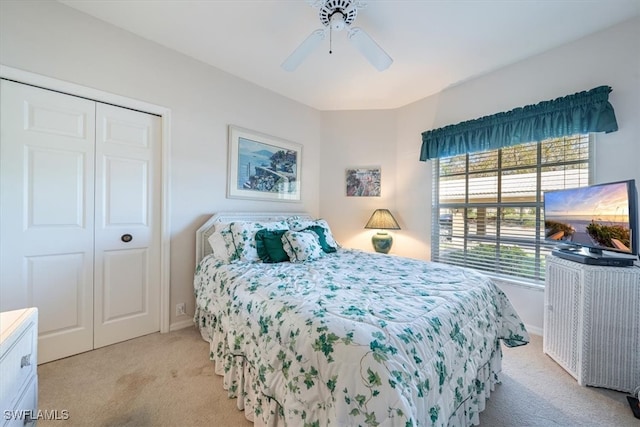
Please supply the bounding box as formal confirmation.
[121,234,133,243]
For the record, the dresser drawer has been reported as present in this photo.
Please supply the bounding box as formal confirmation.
[0,310,38,414]
[2,375,37,427]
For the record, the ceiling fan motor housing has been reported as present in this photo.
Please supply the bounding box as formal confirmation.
[319,0,358,31]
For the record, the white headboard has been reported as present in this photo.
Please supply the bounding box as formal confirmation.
[195,211,312,266]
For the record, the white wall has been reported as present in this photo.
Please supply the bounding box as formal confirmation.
[318,109,434,258]
[0,1,322,329]
[321,16,640,334]
[319,110,399,252]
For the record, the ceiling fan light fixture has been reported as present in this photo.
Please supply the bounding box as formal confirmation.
[329,12,346,31]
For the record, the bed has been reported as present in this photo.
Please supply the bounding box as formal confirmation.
[193,212,529,426]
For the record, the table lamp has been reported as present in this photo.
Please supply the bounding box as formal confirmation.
[364,209,400,254]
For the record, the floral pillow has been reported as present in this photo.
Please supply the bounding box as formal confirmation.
[303,225,337,253]
[286,217,338,252]
[281,230,324,262]
[206,223,236,263]
[230,220,289,262]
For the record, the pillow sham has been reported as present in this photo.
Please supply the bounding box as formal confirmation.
[281,230,324,262]
[303,225,337,253]
[230,220,289,262]
[255,229,289,263]
[206,223,236,262]
[207,231,230,261]
[286,217,338,251]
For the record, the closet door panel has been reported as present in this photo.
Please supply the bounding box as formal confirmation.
[0,80,95,363]
[27,253,86,334]
[27,148,86,228]
[93,103,161,348]
[104,157,148,225]
[102,249,147,321]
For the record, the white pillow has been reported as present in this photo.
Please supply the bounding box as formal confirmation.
[206,223,236,262]
[281,230,324,262]
[230,221,289,262]
[286,217,338,250]
[207,231,236,262]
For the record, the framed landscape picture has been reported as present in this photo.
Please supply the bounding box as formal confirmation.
[345,167,381,197]
[227,126,302,202]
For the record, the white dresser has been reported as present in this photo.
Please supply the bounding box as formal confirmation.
[544,255,640,392]
[0,308,38,427]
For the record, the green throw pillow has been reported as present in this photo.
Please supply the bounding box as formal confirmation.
[255,229,289,263]
[303,225,337,253]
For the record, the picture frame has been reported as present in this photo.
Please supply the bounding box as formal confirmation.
[345,166,381,197]
[227,125,302,202]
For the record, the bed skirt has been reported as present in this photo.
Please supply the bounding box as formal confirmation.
[195,307,502,427]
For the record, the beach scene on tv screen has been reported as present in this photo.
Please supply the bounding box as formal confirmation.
[544,182,631,252]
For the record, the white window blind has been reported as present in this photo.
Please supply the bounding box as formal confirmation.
[432,135,591,282]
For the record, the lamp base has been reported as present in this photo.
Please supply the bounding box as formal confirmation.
[371,231,393,254]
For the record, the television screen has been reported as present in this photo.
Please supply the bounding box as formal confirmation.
[543,179,638,256]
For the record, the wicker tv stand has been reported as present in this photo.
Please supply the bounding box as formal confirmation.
[543,255,640,392]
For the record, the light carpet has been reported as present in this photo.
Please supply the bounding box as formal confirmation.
[37,327,637,426]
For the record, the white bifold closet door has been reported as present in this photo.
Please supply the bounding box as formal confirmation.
[0,79,161,363]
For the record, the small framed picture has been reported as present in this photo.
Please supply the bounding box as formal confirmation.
[345,167,381,197]
[227,126,302,202]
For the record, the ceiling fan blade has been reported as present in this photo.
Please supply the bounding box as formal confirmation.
[347,27,393,71]
[281,29,327,71]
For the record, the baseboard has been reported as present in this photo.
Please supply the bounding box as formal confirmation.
[169,318,195,331]
[525,324,543,336]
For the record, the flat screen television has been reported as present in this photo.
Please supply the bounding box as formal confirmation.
[543,179,638,260]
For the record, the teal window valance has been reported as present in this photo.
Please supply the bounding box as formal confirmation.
[419,86,618,161]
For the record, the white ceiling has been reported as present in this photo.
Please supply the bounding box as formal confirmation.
[59,0,640,111]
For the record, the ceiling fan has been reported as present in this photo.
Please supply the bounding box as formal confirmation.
[282,0,393,72]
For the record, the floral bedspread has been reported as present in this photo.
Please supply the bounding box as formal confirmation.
[194,249,529,426]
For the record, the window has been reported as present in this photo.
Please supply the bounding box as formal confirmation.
[432,134,591,283]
